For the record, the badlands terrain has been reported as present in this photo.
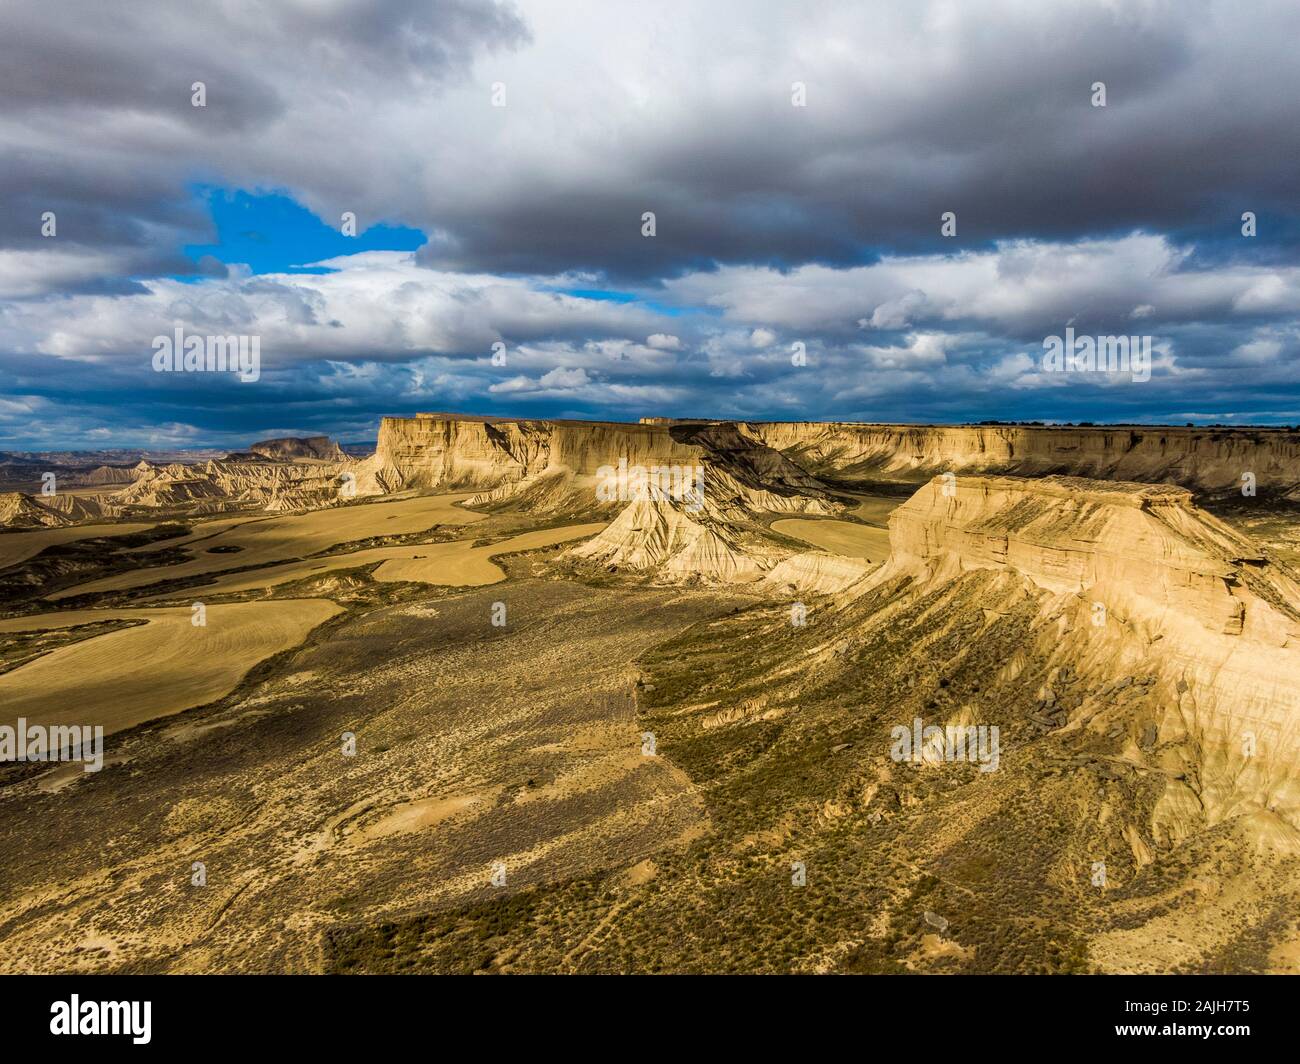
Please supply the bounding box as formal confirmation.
[1,416,1299,973]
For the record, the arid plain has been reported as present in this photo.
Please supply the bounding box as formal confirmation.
[2,417,1299,973]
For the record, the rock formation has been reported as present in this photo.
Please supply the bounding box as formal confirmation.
[0,492,75,528]
[740,421,1300,496]
[247,435,346,462]
[858,474,1300,850]
[369,415,1300,501]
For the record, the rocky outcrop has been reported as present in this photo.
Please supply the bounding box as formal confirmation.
[368,414,701,495]
[863,473,1300,849]
[368,415,850,574]
[110,457,363,514]
[369,415,1300,502]
[31,493,122,523]
[61,464,139,487]
[0,490,122,527]
[758,551,875,596]
[882,475,1295,637]
[247,435,345,462]
[568,464,838,582]
[0,493,74,528]
[370,413,847,500]
[741,422,1300,496]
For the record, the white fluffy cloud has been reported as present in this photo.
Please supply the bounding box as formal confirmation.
[665,235,1300,337]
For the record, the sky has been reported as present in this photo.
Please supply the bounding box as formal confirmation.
[2,0,1299,449]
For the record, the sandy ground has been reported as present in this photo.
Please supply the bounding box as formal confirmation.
[771,517,891,561]
[850,495,901,526]
[0,600,341,735]
[123,514,268,553]
[0,578,732,973]
[373,523,607,585]
[0,522,154,570]
[138,521,608,599]
[51,493,486,599]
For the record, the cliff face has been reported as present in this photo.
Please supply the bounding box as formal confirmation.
[884,475,1291,636]
[869,474,1300,848]
[371,416,1300,498]
[368,416,550,491]
[741,422,1300,495]
[368,414,841,503]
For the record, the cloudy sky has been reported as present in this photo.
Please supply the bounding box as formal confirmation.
[3,0,1299,448]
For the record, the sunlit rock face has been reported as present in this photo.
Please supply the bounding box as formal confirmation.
[110,456,362,515]
[370,414,839,497]
[867,474,1300,850]
[741,422,1300,496]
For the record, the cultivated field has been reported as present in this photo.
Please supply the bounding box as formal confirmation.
[52,494,485,599]
[139,522,608,599]
[770,517,891,561]
[0,600,342,735]
[0,522,154,570]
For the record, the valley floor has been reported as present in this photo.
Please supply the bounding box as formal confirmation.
[2,488,1299,973]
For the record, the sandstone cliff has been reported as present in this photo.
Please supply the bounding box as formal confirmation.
[368,414,703,495]
[861,473,1300,850]
[369,415,1300,501]
[368,414,842,499]
[741,422,1300,496]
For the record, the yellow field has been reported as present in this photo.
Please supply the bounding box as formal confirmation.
[123,513,267,553]
[0,600,342,736]
[52,493,485,599]
[0,522,154,571]
[141,522,608,598]
[771,518,892,561]
[850,494,901,527]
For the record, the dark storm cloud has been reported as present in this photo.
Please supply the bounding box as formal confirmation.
[0,0,529,283]
[3,0,1300,444]
[410,1,1300,279]
[4,0,1297,282]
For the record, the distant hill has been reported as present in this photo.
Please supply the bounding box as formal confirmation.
[247,436,345,462]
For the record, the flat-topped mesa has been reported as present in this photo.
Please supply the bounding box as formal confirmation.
[740,421,1300,495]
[369,413,841,506]
[247,435,345,462]
[886,474,1300,641]
[371,414,1300,498]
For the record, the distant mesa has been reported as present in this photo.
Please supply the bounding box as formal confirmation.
[245,435,346,462]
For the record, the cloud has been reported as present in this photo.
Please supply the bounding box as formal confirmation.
[5,1,1300,281]
[665,234,1300,338]
[2,233,1299,445]
[4,0,1300,443]
[538,366,590,389]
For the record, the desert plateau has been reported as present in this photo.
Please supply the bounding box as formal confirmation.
[2,415,1298,975]
[7,4,1300,1036]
